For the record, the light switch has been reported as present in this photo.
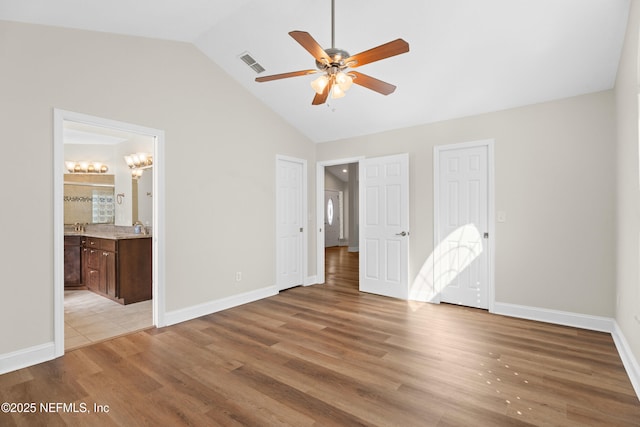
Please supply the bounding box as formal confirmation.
[497,211,507,223]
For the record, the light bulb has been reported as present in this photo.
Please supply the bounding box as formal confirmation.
[311,75,330,94]
[332,84,346,99]
[336,72,353,92]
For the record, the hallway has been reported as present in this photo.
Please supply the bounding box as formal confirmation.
[324,246,358,290]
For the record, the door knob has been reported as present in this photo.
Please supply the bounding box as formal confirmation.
[395,231,408,237]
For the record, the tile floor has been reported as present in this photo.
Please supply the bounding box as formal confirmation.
[64,290,153,350]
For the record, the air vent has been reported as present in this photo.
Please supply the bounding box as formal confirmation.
[250,63,265,74]
[238,52,265,74]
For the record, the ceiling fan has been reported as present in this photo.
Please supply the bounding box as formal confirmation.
[255,0,409,105]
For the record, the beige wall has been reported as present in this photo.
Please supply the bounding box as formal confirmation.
[615,0,640,367]
[0,17,625,365]
[317,90,616,317]
[0,21,316,354]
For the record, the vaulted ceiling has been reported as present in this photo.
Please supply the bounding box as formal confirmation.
[0,0,630,142]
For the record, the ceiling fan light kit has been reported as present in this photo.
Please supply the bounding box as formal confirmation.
[255,0,409,105]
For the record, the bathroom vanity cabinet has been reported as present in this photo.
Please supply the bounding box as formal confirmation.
[64,235,83,288]
[83,236,151,305]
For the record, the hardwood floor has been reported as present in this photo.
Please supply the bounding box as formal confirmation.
[1,246,638,426]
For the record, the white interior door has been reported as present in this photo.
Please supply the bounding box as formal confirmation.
[324,190,340,247]
[360,153,409,299]
[276,157,305,291]
[436,144,489,308]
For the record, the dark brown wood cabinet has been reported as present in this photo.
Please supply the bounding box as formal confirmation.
[64,236,83,288]
[82,236,151,304]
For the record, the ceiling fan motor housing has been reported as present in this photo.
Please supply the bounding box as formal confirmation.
[316,47,351,70]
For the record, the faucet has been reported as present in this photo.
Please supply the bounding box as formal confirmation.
[134,221,148,235]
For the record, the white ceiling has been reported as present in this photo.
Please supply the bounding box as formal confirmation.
[326,164,351,182]
[1,0,630,143]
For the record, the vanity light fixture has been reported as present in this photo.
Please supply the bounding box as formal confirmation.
[124,153,152,179]
[65,161,109,174]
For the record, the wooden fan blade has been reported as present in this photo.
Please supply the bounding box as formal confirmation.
[255,70,317,82]
[312,79,332,105]
[350,71,397,95]
[345,39,409,68]
[289,31,331,63]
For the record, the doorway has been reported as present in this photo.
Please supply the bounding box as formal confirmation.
[317,158,362,285]
[53,109,166,357]
[433,139,495,310]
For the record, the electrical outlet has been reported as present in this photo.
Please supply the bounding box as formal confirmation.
[235,272,242,282]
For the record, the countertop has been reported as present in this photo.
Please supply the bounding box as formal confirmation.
[64,225,152,240]
[64,231,151,240]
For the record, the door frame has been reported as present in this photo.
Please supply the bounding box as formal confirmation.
[53,109,166,357]
[275,155,308,290]
[433,139,495,312]
[316,157,364,284]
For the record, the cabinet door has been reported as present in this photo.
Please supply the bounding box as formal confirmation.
[87,249,101,269]
[104,251,117,297]
[82,246,89,287]
[87,269,100,291]
[64,244,82,285]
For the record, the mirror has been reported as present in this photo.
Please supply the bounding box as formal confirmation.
[64,174,115,224]
[132,168,152,225]
[63,119,154,227]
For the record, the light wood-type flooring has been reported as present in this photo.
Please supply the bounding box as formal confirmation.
[1,246,639,426]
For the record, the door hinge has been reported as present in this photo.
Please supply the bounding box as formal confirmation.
[300,227,304,232]
[483,232,489,239]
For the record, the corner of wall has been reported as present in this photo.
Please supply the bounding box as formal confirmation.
[613,321,640,400]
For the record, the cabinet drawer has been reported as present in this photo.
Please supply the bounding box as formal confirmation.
[100,239,117,252]
[86,237,101,248]
[85,237,117,252]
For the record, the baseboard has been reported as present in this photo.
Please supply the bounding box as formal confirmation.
[164,285,278,326]
[304,275,318,286]
[493,302,639,400]
[0,342,56,375]
[612,321,640,400]
[492,302,615,333]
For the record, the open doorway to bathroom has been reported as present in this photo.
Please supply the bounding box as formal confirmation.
[53,110,165,356]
